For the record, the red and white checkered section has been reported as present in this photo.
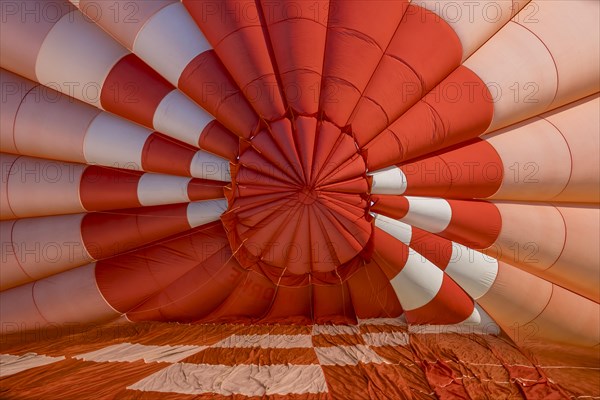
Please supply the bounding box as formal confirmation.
[0,319,595,399]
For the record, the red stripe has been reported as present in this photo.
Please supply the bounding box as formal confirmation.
[347,261,404,319]
[409,228,453,270]
[198,120,240,161]
[371,195,409,219]
[81,204,190,260]
[372,227,410,279]
[444,200,502,249]
[79,166,142,211]
[100,54,173,128]
[141,133,195,176]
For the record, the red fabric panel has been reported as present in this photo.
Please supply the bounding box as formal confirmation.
[351,4,462,146]
[364,66,493,170]
[404,274,474,324]
[100,54,173,128]
[409,227,453,270]
[320,0,409,127]
[199,120,240,161]
[141,133,196,177]
[399,139,504,199]
[261,285,312,323]
[346,262,403,318]
[372,227,410,279]
[261,0,329,115]
[179,50,259,138]
[81,203,190,260]
[444,199,502,249]
[79,166,143,211]
[203,271,277,322]
[96,223,228,312]
[370,195,409,219]
[183,0,286,120]
[186,178,226,200]
[312,282,357,324]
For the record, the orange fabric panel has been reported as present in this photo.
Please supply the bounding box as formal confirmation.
[179,50,259,138]
[79,166,143,211]
[100,54,173,128]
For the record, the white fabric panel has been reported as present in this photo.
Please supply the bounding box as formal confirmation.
[373,215,412,245]
[413,0,526,60]
[0,353,65,377]
[390,251,444,310]
[128,363,329,396]
[35,11,128,107]
[153,89,214,146]
[312,324,360,336]
[83,113,152,170]
[361,331,409,347]
[212,334,313,349]
[75,343,204,363]
[403,197,452,233]
[5,156,86,218]
[10,213,92,282]
[445,244,498,299]
[133,2,211,85]
[314,345,389,366]
[190,151,231,182]
[464,21,557,132]
[186,200,227,228]
[137,174,191,206]
[369,167,407,194]
[33,263,120,324]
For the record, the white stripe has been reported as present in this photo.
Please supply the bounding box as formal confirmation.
[212,334,313,349]
[74,343,204,363]
[314,345,389,366]
[83,113,152,170]
[186,200,227,227]
[0,353,65,377]
[312,324,360,336]
[190,151,231,182]
[362,331,409,347]
[369,167,407,194]
[373,214,412,245]
[128,363,328,396]
[403,196,452,233]
[390,250,444,311]
[444,244,498,299]
[137,174,191,206]
[153,89,214,147]
[133,2,212,86]
[35,11,128,107]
